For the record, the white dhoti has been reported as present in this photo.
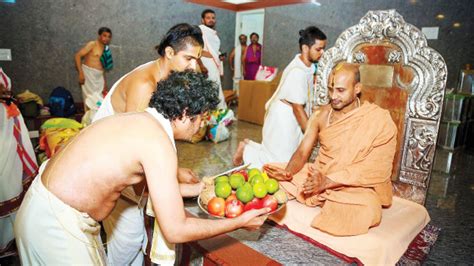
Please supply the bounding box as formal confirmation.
[243,54,315,168]
[102,196,144,266]
[233,45,243,93]
[81,64,104,124]
[200,25,226,109]
[14,162,106,265]
[0,104,37,254]
[244,101,305,169]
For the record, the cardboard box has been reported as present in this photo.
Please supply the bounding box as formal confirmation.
[237,74,282,125]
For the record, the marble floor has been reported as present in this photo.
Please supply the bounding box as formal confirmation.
[177,119,474,265]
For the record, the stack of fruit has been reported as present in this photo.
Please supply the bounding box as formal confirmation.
[200,168,288,218]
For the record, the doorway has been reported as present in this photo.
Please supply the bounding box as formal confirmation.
[233,9,265,90]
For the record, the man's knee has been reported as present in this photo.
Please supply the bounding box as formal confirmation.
[311,197,382,236]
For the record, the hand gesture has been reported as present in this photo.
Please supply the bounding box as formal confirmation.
[238,208,270,231]
[190,182,205,197]
[178,168,200,184]
[303,165,324,195]
[263,164,292,181]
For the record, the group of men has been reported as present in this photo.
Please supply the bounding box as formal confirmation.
[75,9,227,125]
[229,32,263,83]
[11,7,398,266]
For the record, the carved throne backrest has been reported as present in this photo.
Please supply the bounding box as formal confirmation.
[314,10,447,204]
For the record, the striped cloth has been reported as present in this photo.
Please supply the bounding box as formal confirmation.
[100,45,113,71]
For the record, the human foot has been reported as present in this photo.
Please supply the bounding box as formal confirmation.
[232,139,249,166]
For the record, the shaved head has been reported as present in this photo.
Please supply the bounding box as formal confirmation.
[330,63,360,87]
[327,63,362,111]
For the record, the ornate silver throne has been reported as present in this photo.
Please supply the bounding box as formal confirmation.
[314,9,447,204]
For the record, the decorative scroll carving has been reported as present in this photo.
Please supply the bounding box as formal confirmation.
[353,51,367,63]
[313,10,448,203]
[406,123,436,171]
[387,50,401,63]
[400,119,437,188]
[315,9,447,120]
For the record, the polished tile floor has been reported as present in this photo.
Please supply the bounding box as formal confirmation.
[177,119,474,264]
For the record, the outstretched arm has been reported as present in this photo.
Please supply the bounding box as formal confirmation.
[141,129,269,244]
[286,111,320,173]
[263,111,320,181]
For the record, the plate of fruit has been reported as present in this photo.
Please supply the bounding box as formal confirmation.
[198,167,288,218]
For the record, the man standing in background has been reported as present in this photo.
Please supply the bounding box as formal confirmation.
[74,27,113,124]
[229,34,247,92]
[243,32,262,80]
[198,9,227,109]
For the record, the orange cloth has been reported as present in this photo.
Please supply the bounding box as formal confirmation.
[278,102,398,236]
[2,103,20,118]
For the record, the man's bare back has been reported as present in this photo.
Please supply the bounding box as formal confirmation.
[110,61,160,113]
[42,112,173,221]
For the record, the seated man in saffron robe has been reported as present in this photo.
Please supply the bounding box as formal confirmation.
[264,63,397,236]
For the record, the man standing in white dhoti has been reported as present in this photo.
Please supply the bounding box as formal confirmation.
[14,71,269,265]
[233,26,327,168]
[198,9,227,109]
[75,27,112,124]
[0,68,38,256]
[229,34,247,93]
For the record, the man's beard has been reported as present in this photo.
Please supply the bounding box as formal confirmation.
[205,22,215,28]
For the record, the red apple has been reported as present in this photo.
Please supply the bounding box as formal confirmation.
[244,197,263,211]
[262,195,278,212]
[225,199,244,218]
[225,193,238,204]
[208,197,225,217]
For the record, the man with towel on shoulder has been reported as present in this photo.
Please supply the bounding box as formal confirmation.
[14,70,270,265]
[264,63,397,236]
[75,27,113,124]
[198,9,227,109]
[92,23,205,265]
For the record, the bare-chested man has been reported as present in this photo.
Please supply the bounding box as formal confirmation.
[94,23,201,121]
[74,27,112,122]
[92,23,206,265]
[14,71,270,265]
[229,34,247,89]
[263,63,397,236]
